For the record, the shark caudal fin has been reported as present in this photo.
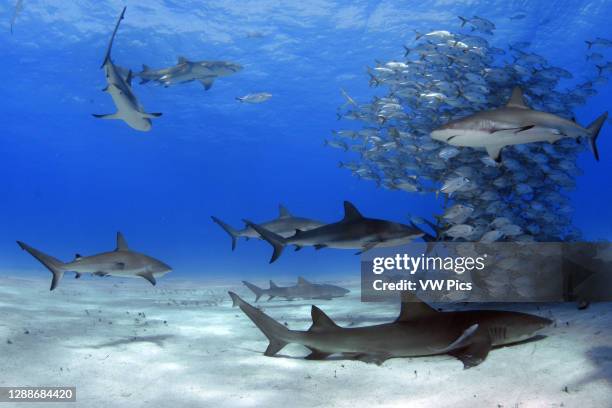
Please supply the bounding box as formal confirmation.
[101,7,126,68]
[242,219,287,263]
[16,241,66,291]
[211,216,241,250]
[586,112,608,161]
[228,292,290,356]
[242,281,265,302]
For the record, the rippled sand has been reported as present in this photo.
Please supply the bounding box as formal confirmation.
[0,275,610,408]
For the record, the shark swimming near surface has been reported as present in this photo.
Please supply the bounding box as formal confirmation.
[244,201,424,263]
[211,205,324,250]
[17,232,172,291]
[229,291,552,368]
[242,277,350,302]
[137,57,242,90]
[93,7,162,131]
[10,0,23,34]
[430,87,608,162]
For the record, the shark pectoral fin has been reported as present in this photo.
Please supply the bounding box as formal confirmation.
[434,324,480,354]
[126,70,133,86]
[294,245,303,251]
[352,353,391,366]
[138,272,156,286]
[314,244,327,250]
[199,78,214,90]
[75,273,81,279]
[485,145,503,162]
[92,113,120,120]
[268,295,275,301]
[449,336,492,369]
[143,112,162,118]
[514,125,534,133]
[355,242,378,255]
[305,348,332,360]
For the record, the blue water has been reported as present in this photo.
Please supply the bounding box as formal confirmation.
[1,1,611,282]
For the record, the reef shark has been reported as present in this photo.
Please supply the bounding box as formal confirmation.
[211,205,324,250]
[229,291,552,368]
[93,7,161,131]
[137,57,242,90]
[17,232,172,291]
[244,201,424,263]
[430,87,608,162]
[242,277,350,302]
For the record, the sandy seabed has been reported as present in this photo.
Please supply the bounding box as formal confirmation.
[0,274,610,408]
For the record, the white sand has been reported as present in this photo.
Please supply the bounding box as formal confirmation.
[0,274,610,408]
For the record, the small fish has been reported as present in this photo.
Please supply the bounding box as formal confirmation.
[236,93,272,104]
[585,37,612,49]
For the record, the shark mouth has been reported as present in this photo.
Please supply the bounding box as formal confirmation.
[447,135,459,142]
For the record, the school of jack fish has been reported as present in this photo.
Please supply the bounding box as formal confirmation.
[329,17,610,243]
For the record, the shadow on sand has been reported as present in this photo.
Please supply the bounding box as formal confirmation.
[82,334,175,349]
[573,346,612,387]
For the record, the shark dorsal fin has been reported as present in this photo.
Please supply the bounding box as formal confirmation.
[75,253,82,260]
[506,87,528,109]
[279,204,292,218]
[269,280,278,288]
[297,276,311,285]
[396,291,439,322]
[309,306,339,331]
[116,232,128,251]
[178,56,189,64]
[342,201,364,222]
[294,229,305,237]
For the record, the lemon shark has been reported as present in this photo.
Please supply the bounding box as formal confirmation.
[229,291,552,368]
[430,87,608,162]
[211,205,324,250]
[242,277,349,302]
[244,201,424,263]
[93,7,162,131]
[137,57,242,90]
[17,232,172,291]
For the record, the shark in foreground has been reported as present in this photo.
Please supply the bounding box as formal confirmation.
[211,205,324,250]
[430,87,608,162]
[137,57,242,90]
[93,7,161,131]
[229,291,552,368]
[17,232,172,291]
[244,201,424,263]
[242,277,350,302]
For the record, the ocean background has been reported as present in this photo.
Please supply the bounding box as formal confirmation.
[1,0,611,283]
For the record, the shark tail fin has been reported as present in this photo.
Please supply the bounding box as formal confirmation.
[228,292,290,356]
[101,7,126,68]
[211,216,241,250]
[16,241,65,291]
[586,112,608,161]
[242,281,265,302]
[585,40,593,49]
[458,16,468,27]
[242,219,287,263]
